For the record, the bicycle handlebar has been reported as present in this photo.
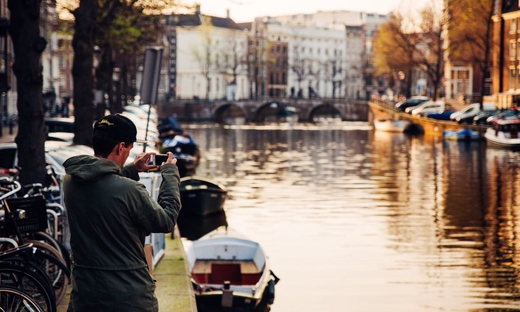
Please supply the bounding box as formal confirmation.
[0,180,21,201]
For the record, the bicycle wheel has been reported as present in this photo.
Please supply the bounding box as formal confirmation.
[0,262,55,312]
[27,232,61,259]
[30,249,69,304]
[23,241,69,304]
[0,286,45,312]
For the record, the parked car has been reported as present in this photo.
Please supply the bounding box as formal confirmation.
[485,109,520,125]
[450,103,481,121]
[472,109,504,125]
[408,101,449,116]
[0,141,93,178]
[45,117,75,134]
[423,109,456,120]
[395,96,429,112]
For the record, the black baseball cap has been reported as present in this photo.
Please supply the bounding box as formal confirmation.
[93,114,144,143]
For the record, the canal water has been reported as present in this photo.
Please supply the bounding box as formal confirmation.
[178,121,520,312]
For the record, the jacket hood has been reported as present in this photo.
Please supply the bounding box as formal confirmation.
[64,155,122,183]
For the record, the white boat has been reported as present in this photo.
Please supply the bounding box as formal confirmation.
[373,119,410,132]
[443,129,481,141]
[484,119,520,149]
[183,227,279,312]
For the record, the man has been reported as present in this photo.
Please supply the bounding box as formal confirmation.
[62,114,181,311]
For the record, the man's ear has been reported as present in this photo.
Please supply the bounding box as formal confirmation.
[116,142,125,155]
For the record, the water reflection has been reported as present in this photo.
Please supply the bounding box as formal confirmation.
[179,122,520,311]
[177,210,228,241]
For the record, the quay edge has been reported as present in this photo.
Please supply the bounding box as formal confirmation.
[367,100,489,136]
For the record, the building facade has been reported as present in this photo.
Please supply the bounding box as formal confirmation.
[258,10,389,100]
[492,0,520,107]
[262,22,347,99]
[167,7,249,101]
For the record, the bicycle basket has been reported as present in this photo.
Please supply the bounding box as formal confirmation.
[3,195,48,234]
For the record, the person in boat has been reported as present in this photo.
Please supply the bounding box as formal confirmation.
[163,133,195,147]
[62,114,182,312]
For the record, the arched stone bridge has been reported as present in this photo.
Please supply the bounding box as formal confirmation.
[158,98,369,123]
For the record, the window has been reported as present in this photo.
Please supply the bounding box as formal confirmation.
[512,18,518,33]
[510,67,516,90]
[511,40,517,60]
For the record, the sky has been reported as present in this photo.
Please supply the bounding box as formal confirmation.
[180,0,431,23]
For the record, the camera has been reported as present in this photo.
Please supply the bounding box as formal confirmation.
[151,154,169,166]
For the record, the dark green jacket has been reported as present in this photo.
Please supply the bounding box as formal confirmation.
[62,155,181,311]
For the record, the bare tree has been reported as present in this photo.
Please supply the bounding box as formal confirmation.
[446,0,494,106]
[289,40,309,95]
[374,2,446,100]
[219,36,247,92]
[246,26,269,99]
[192,15,214,100]
[323,50,344,98]
[70,0,98,146]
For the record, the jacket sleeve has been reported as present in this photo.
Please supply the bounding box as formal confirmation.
[132,164,181,234]
[121,163,140,181]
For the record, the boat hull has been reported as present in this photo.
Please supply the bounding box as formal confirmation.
[164,143,201,177]
[443,129,481,141]
[484,128,520,149]
[194,291,260,312]
[180,177,227,217]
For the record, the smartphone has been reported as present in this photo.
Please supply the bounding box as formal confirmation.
[151,154,169,166]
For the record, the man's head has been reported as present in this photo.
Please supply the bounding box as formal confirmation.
[92,114,138,164]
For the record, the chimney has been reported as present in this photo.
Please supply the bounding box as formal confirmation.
[226,9,230,19]
[195,4,201,14]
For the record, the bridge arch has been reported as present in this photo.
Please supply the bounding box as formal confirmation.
[254,101,299,122]
[213,103,247,124]
[307,103,344,121]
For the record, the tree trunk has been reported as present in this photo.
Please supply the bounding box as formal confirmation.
[72,0,98,146]
[8,0,47,187]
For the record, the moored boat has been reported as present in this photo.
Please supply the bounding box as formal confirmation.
[443,129,481,141]
[484,119,520,149]
[180,177,228,217]
[183,227,280,312]
[373,119,411,132]
[163,142,201,177]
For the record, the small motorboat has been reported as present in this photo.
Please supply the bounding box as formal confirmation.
[484,118,520,149]
[183,227,280,312]
[373,119,411,132]
[163,142,201,177]
[443,129,481,141]
[180,177,228,217]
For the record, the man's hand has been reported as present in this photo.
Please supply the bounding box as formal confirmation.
[163,151,177,166]
[133,152,156,172]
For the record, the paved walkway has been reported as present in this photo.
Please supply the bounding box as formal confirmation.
[0,125,17,143]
